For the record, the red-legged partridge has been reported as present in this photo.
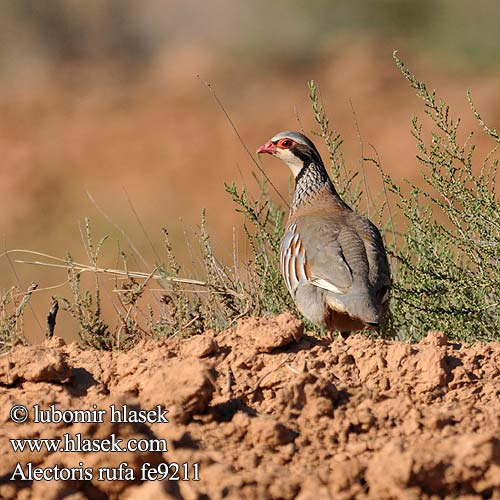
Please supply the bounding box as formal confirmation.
[257,131,391,337]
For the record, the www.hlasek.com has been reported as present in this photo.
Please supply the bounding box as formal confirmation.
[9,403,200,482]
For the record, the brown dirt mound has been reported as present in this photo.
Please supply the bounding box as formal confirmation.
[1,313,499,499]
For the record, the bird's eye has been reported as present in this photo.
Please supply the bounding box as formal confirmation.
[279,139,293,148]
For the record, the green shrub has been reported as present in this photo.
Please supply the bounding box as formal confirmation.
[382,53,499,342]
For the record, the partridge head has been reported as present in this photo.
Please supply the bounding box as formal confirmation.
[258,131,391,337]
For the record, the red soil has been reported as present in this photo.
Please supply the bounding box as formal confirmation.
[1,313,499,499]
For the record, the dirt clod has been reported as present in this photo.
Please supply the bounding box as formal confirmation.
[237,312,304,353]
[0,344,71,385]
[181,333,218,358]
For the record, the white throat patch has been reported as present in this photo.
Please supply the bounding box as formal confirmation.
[276,149,303,177]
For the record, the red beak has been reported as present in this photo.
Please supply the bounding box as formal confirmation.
[257,141,276,155]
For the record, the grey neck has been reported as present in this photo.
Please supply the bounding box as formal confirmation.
[291,161,337,209]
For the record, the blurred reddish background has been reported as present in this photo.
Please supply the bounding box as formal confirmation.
[1,1,499,342]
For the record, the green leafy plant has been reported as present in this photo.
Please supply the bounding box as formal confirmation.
[225,179,293,317]
[57,219,113,350]
[0,284,37,353]
[381,53,500,341]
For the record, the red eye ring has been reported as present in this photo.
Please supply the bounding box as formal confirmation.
[279,139,293,148]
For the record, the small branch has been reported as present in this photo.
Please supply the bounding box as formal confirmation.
[15,282,38,319]
[172,315,201,336]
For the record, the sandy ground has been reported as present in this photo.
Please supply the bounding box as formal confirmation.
[1,313,499,499]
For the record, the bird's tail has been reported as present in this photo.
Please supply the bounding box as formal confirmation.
[326,292,381,328]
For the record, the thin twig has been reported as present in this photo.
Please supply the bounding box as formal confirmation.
[285,364,300,375]
[251,356,290,402]
[294,104,305,133]
[368,144,397,246]
[172,315,201,337]
[12,279,70,298]
[2,243,44,335]
[1,249,69,263]
[86,191,151,271]
[78,219,93,265]
[122,187,162,263]
[350,99,373,217]
[199,77,289,208]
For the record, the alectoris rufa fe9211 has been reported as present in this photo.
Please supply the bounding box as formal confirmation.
[257,131,391,338]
